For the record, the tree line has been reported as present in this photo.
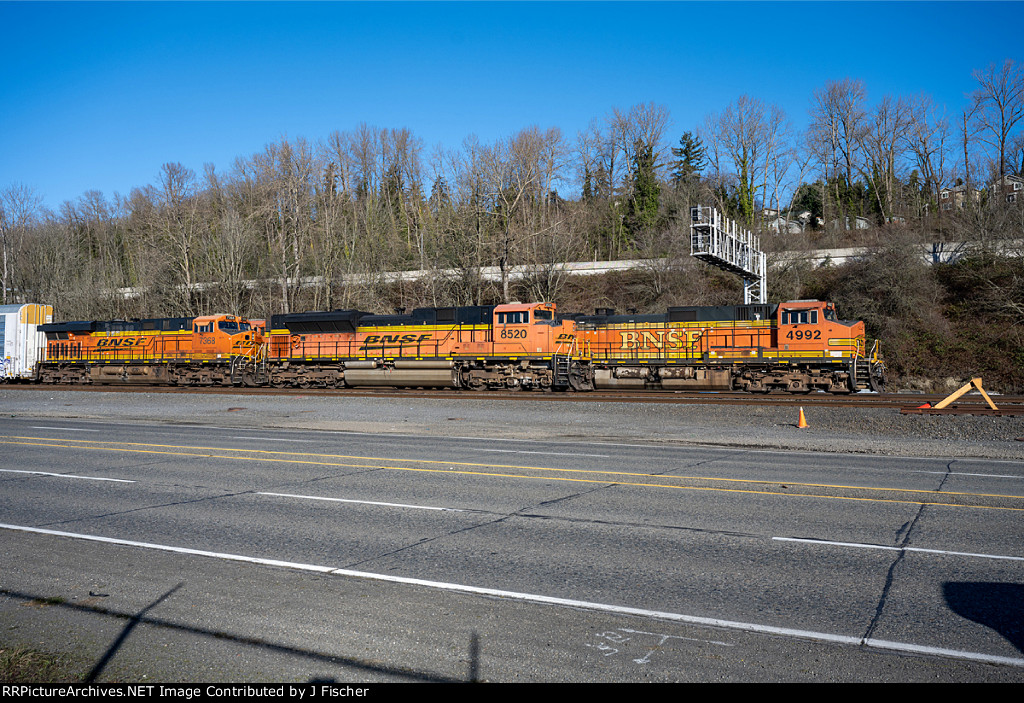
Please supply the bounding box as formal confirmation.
[1,60,1021,328]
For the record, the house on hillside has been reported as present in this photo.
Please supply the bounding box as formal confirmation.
[828,215,872,231]
[939,183,982,211]
[763,214,803,234]
[989,174,1024,203]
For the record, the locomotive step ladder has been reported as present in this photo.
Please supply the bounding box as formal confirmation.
[553,355,572,389]
[854,356,884,392]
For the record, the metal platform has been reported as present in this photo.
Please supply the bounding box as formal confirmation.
[690,206,766,304]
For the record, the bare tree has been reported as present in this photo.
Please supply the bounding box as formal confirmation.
[0,183,44,304]
[521,209,582,303]
[808,79,869,225]
[759,105,792,220]
[575,121,606,201]
[152,163,201,314]
[861,95,914,221]
[1009,131,1024,176]
[481,129,542,302]
[971,59,1024,183]
[380,127,425,259]
[704,96,789,227]
[227,138,321,314]
[906,94,952,221]
[615,102,672,183]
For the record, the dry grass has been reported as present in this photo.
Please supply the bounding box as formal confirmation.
[0,646,83,683]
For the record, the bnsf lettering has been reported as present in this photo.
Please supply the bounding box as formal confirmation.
[96,338,145,348]
[618,330,688,350]
[361,334,432,347]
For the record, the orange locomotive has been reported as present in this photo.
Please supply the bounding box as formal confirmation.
[573,299,884,393]
[32,299,883,393]
[267,301,592,390]
[38,314,265,385]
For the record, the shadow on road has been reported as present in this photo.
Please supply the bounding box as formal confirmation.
[85,582,183,682]
[944,581,1024,654]
[3,586,468,682]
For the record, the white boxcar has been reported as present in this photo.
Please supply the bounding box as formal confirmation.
[0,303,54,380]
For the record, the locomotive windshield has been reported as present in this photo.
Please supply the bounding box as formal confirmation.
[218,321,252,333]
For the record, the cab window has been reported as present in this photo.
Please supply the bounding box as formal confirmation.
[782,310,818,325]
[497,311,529,324]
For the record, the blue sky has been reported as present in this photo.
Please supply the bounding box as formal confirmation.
[2,1,1022,210]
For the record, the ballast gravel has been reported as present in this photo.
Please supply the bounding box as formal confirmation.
[3,388,1022,460]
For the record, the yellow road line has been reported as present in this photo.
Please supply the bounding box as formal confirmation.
[2,435,1022,511]
[3,435,1020,500]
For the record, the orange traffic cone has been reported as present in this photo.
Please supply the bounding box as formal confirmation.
[797,407,809,429]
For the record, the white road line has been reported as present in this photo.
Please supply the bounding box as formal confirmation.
[0,469,134,483]
[31,426,101,432]
[232,437,314,443]
[907,469,1023,479]
[473,448,611,458]
[257,492,466,512]
[773,536,1024,562]
[320,430,662,451]
[2,522,1021,668]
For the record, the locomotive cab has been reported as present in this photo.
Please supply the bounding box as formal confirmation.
[777,300,865,359]
[191,314,263,359]
[492,302,577,355]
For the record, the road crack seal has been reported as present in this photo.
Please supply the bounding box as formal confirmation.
[862,461,955,643]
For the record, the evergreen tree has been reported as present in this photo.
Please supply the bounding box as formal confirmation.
[628,139,660,235]
[671,131,707,189]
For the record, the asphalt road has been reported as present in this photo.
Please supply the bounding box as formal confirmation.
[1,396,1023,682]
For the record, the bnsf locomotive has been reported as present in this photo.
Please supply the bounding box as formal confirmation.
[267,302,592,391]
[36,314,265,386]
[573,299,883,393]
[11,299,884,393]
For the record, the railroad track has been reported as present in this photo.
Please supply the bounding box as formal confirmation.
[5,383,1023,413]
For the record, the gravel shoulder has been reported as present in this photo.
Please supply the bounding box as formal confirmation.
[3,387,1023,460]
